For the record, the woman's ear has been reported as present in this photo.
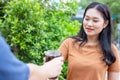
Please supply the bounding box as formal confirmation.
[103,20,109,28]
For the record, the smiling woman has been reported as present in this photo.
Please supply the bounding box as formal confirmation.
[83,8,108,37]
[58,2,120,80]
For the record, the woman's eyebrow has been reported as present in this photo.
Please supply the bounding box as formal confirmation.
[85,15,99,19]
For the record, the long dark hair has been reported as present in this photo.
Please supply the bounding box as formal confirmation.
[73,2,116,66]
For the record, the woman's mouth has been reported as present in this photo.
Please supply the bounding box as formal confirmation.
[86,28,94,32]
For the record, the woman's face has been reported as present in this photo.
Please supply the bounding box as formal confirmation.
[83,8,108,37]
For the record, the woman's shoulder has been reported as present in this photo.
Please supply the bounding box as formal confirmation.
[108,43,120,72]
[61,37,75,43]
[111,43,120,57]
[61,37,83,46]
[111,43,118,51]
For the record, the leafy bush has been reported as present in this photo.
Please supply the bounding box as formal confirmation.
[0,0,80,79]
[0,0,46,64]
[0,0,10,20]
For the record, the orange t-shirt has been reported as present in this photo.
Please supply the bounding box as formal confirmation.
[59,38,120,80]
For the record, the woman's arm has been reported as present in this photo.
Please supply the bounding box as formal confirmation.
[108,72,120,80]
[108,44,120,80]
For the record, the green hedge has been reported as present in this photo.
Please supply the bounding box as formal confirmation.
[0,0,80,79]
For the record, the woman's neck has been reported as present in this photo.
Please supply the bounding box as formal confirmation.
[87,36,99,45]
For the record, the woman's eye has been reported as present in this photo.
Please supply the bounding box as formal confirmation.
[93,20,98,22]
[85,18,89,21]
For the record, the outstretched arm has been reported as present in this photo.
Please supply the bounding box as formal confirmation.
[0,35,63,80]
[28,57,63,80]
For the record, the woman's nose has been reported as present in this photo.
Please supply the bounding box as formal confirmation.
[87,20,93,26]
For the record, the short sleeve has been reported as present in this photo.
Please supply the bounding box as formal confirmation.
[58,38,71,61]
[0,35,30,80]
[108,44,120,72]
